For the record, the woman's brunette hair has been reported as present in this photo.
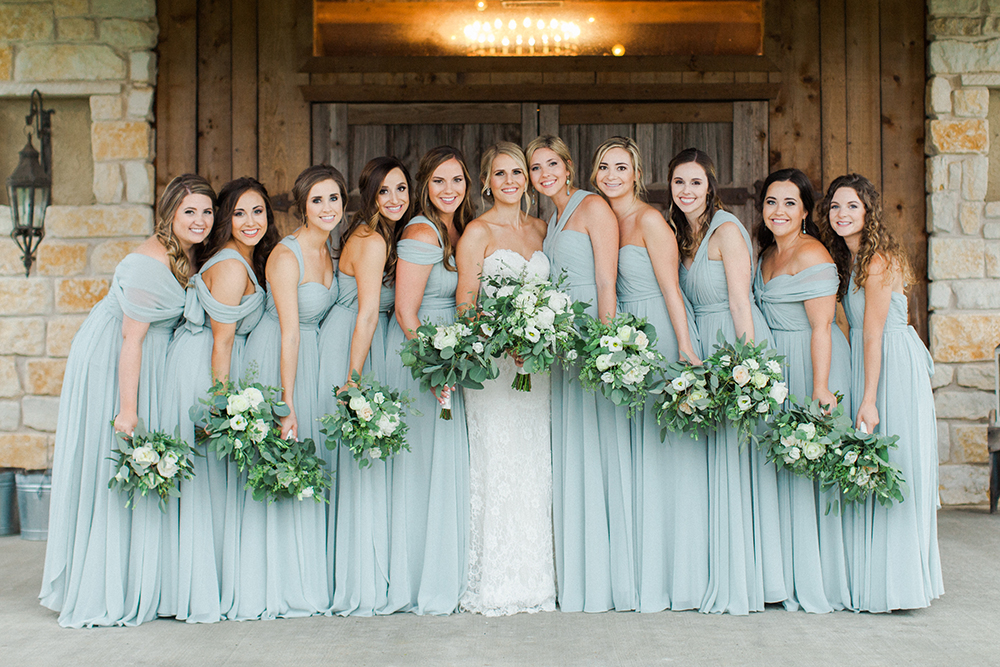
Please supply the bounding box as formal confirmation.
[156,173,217,287]
[754,168,820,255]
[666,148,724,259]
[415,146,475,272]
[291,163,349,228]
[199,177,281,286]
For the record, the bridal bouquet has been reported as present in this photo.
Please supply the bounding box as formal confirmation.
[477,272,586,391]
[577,313,666,417]
[703,332,787,439]
[319,371,415,468]
[754,396,906,513]
[108,420,198,512]
[245,433,330,503]
[653,361,714,439]
[400,312,499,419]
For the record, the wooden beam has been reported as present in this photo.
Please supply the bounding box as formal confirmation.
[155,0,198,197]
[197,0,232,190]
[346,102,521,125]
[845,0,881,189]
[231,0,258,179]
[820,0,847,188]
[731,100,769,227]
[559,102,733,125]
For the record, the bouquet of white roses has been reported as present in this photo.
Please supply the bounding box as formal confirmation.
[108,420,198,512]
[653,361,714,439]
[477,271,586,391]
[577,313,666,417]
[245,433,331,503]
[319,371,415,468]
[399,311,499,419]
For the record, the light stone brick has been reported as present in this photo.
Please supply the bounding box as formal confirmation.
[0,243,27,276]
[124,161,154,204]
[934,390,996,419]
[930,313,1000,362]
[46,205,153,238]
[938,463,989,505]
[990,1,1000,14]
[46,315,86,357]
[55,278,109,313]
[15,45,124,82]
[0,5,53,41]
[57,18,95,42]
[929,16,983,37]
[91,121,150,161]
[963,73,1000,86]
[0,401,19,431]
[985,16,1000,35]
[0,207,10,236]
[0,279,52,315]
[927,77,952,115]
[985,222,1000,238]
[959,202,982,234]
[0,433,49,469]
[932,363,954,389]
[953,87,990,118]
[987,241,1000,277]
[928,237,983,279]
[129,51,155,83]
[928,281,952,310]
[938,420,951,463]
[0,358,21,398]
[22,396,59,432]
[986,202,1000,217]
[89,95,122,121]
[927,192,958,233]
[957,363,996,391]
[952,424,989,464]
[926,156,950,192]
[126,87,153,119]
[962,155,989,200]
[953,280,1000,309]
[93,162,123,204]
[0,45,12,81]
[92,0,157,19]
[37,241,88,278]
[98,19,158,51]
[91,238,141,274]
[949,161,963,190]
[929,0,982,15]
[928,119,989,154]
[54,0,89,17]
[0,319,45,356]
[25,359,66,396]
[930,39,1000,75]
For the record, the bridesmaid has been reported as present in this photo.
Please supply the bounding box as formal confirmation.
[526,135,635,612]
[159,178,277,623]
[319,157,408,616]
[40,174,214,627]
[669,148,785,614]
[753,168,852,613]
[818,173,943,612]
[234,165,342,619]
[591,137,708,612]
[384,146,474,615]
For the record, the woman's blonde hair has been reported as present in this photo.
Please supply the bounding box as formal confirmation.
[156,173,217,287]
[479,141,530,210]
[524,134,574,194]
[590,136,647,200]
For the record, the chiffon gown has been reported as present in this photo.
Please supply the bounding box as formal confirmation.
[158,250,265,623]
[754,262,852,613]
[544,190,636,612]
[617,244,709,612]
[460,249,556,617]
[679,210,786,615]
[317,269,394,616]
[40,254,185,628]
[383,216,469,615]
[231,235,335,619]
[842,275,944,612]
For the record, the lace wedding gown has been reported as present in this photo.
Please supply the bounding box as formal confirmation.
[459,249,557,616]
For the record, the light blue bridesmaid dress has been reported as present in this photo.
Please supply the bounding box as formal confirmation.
[842,273,944,612]
[232,235,335,619]
[679,210,786,615]
[158,249,264,623]
[754,261,852,613]
[40,254,185,628]
[544,190,636,612]
[317,266,394,616]
[383,216,469,615]
[617,244,709,612]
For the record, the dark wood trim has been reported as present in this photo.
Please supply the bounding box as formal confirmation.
[346,102,522,125]
[559,102,733,124]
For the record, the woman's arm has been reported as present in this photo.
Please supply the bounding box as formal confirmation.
[455,221,489,313]
[203,258,250,383]
[267,247,303,439]
[580,197,620,324]
[714,222,755,341]
[394,224,439,340]
[345,233,388,385]
[641,210,700,363]
[856,254,893,432]
[803,293,838,411]
[114,315,151,435]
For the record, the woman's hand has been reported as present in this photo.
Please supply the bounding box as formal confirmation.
[432,385,455,406]
[812,387,838,414]
[855,399,879,434]
[280,411,299,441]
[113,411,138,436]
[679,348,702,366]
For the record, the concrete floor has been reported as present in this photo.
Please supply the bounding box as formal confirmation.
[1,507,997,666]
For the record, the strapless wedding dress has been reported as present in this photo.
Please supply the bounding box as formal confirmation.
[459,248,557,616]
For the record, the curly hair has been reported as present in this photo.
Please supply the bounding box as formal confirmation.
[415,146,475,272]
[817,173,912,299]
[589,135,647,201]
[665,148,724,259]
[200,177,281,287]
[754,168,820,255]
[156,173,217,287]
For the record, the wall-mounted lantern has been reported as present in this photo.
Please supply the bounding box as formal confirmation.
[7,90,54,277]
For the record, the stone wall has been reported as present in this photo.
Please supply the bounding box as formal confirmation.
[0,0,156,470]
[927,0,1000,504]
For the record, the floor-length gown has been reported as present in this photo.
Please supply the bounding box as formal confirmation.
[459,249,556,616]
[754,262,852,613]
[231,235,335,619]
[383,216,469,615]
[842,275,944,612]
[679,210,786,615]
[318,270,394,616]
[617,244,709,612]
[40,254,185,628]
[544,190,636,612]
[158,250,265,623]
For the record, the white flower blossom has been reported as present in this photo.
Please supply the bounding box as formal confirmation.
[802,440,825,461]
[616,325,633,342]
[733,365,751,386]
[736,395,752,411]
[596,354,614,372]
[745,358,759,370]
[229,414,248,431]
[241,387,265,409]
[227,393,251,415]
[766,359,782,375]
[525,326,541,343]
[719,354,731,366]
[534,307,556,329]
[751,372,768,389]
[600,371,615,384]
[131,445,160,469]
[843,451,858,466]
[481,323,495,337]
[497,284,516,298]
[472,341,485,354]
[157,451,180,478]
[566,350,578,361]
[633,331,649,350]
[671,375,690,392]
[372,392,385,405]
[358,405,375,422]
[297,487,314,500]
[787,446,801,461]
[250,419,268,443]
[769,382,788,404]
[796,422,817,440]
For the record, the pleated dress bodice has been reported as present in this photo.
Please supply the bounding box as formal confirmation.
[543,195,601,317]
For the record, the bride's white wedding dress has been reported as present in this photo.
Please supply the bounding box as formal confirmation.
[459,248,557,616]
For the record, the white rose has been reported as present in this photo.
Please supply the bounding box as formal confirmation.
[679,401,693,415]
[616,325,633,342]
[372,392,385,405]
[227,394,251,415]
[732,365,751,386]
[766,359,782,375]
[525,326,541,343]
[736,395,752,411]
[376,413,396,437]
[719,355,731,366]
[780,435,797,449]
[131,445,160,469]
[787,446,801,461]
[250,419,268,443]
[745,358,759,371]
[535,307,556,329]
[843,451,858,466]
[234,438,244,450]
[358,405,375,422]
[297,487,314,501]
[751,372,768,389]
[367,448,384,460]
[671,375,690,392]
[514,291,538,311]
[229,413,248,431]
[796,422,817,440]
[756,402,769,413]
[156,451,181,478]
[472,341,485,354]
[633,331,649,350]
[566,350,578,361]
[769,382,788,404]
[349,395,367,412]
[458,323,472,337]
[432,330,458,350]
[497,284,516,298]
[342,422,354,435]
[600,371,615,384]
[596,354,614,372]
[802,440,825,461]
[855,469,870,487]
[242,387,265,409]
[623,368,644,385]
[689,389,708,403]
[544,290,570,313]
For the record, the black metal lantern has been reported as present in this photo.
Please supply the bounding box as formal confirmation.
[7,90,54,277]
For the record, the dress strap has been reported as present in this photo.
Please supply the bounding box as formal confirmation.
[201,248,260,288]
[280,235,306,284]
[695,209,754,271]
[398,215,446,266]
[543,189,594,255]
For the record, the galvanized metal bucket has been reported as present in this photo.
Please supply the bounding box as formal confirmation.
[15,470,50,541]
[0,469,18,536]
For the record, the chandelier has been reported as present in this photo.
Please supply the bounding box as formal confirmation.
[460,1,590,56]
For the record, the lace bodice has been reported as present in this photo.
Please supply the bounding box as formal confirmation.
[481,248,550,283]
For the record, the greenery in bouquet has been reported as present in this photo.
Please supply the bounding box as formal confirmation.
[652,361,716,440]
[108,420,198,512]
[578,313,666,417]
[319,371,416,469]
[399,311,499,419]
[477,271,587,392]
[246,433,331,503]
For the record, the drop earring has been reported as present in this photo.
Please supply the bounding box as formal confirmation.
[486,187,492,197]
[566,177,571,196]
[802,218,807,234]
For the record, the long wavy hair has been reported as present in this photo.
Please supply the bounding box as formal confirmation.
[589,135,647,200]
[415,146,475,272]
[340,156,411,286]
[156,173,217,287]
[291,163,349,230]
[817,173,913,299]
[479,141,530,210]
[754,168,820,256]
[666,148,724,259]
[524,134,575,195]
[199,177,281,287]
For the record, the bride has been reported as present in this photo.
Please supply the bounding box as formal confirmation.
[454,142,556,615]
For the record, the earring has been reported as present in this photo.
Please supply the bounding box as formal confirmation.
[566,177,571,196]
[486,187,492,197]
[802,219,807,234]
